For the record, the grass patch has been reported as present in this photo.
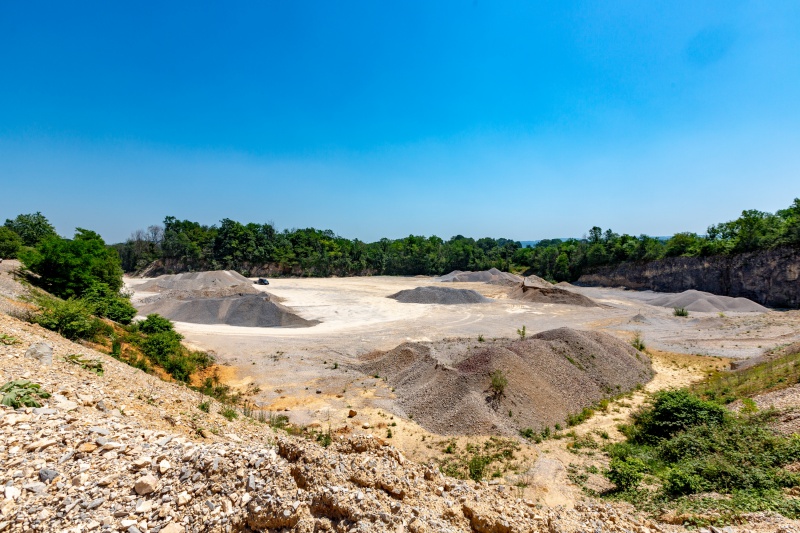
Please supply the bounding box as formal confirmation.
[438,437,520,482]
[696,346,800,404]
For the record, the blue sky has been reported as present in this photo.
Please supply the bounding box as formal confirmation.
[1,1,799,243]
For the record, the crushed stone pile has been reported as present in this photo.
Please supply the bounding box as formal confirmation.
[649,289,768,313]
[0,313,693,533]
[436,268,522,286]
[138,294,317,328]
[359,328,652,436]
[388,286,489,305]
[136,271,259,299]
[507,277,599,307]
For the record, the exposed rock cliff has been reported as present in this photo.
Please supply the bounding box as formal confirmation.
[577,246,800,309]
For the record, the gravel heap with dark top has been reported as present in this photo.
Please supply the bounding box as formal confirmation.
[137,294,318,328]
[506,277,599,307]
[359,328,652,436]
[388,286,490,305]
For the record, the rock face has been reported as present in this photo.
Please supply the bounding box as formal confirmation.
[577,246,800,309]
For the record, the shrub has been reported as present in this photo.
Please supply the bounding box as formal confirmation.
[605,456,645,491]
[198,401,211,413]
[673,307,689,317]
[1,380,51,408]
[139,314,175,334]
[664,466,706,495]
[82,283,137,324]
[629,389,727,443]
[32,294,102,340]
[490,369,508,397]
[516,325,527,339]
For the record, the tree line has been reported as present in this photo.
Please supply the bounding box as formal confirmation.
[2,198,798,284]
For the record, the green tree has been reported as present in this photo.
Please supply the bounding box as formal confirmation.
[0,227,23,258]
[4,212,57,247]
[20,228,123,299]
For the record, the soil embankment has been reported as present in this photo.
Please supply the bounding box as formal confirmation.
[577,246,800,308]
[359,328,652,436]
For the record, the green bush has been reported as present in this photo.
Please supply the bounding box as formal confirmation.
[198,401,210,413]
[605,456,645,491]
[664,466,706,495]
[673,307,689,317]
[82,283,137,324]
[139,313,175,334]
[629,389,727,444]
[32,294,102,340]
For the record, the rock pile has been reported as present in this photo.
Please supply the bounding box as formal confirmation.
[388,287,490,305]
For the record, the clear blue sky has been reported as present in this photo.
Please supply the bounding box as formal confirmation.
[1,1,799,243]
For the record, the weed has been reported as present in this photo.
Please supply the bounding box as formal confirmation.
[516,325,527,340]
[198,401,211,413]
[478,334,485,342]
[631,331,646,351]
[673,307,689,317]
[269,412,290,430]
[490,369,508,398]
[63,354,104,376]
[1,380,51,408]
[0,334,20,345]
[221,406,239,421]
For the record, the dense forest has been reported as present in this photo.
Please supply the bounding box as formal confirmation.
[2,198,798,283]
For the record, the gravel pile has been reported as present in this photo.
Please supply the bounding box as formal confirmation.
[137,294,317,328]
[136,271,259,299]
[388,286,489,305]
[436,268,522,286]
[507,278,599,307]
[359,328,652,436]
[649,289,768,313]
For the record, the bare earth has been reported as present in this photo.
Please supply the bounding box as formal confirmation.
[125,275,800,452]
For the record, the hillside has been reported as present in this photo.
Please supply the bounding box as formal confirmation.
[1,312,675,533]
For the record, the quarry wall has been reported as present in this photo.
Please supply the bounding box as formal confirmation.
[576,246,800,309]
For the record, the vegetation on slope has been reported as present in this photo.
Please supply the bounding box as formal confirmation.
[600,345,800,525]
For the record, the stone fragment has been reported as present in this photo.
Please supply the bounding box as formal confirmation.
[159,459,171,474]
[132,457,152,470]
[348,410,357,418]
[176,491,191,506]
[135,499,153,514]
[25,342,52,365]
[160,523,185,533]
[78,442,98,453]
[39,468,59,483]
[134,474,158,495]
[3,487,20,501]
